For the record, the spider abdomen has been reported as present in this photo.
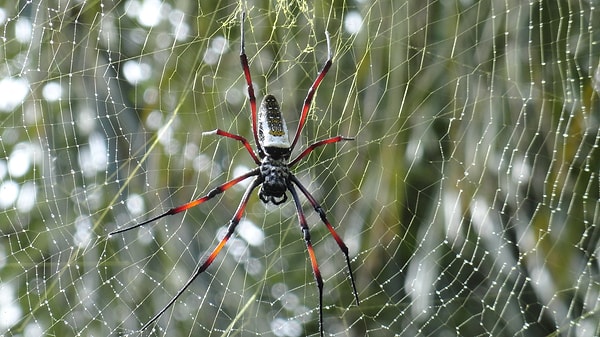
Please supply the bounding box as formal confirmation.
[259,156,290,205]
[258,95,291,157]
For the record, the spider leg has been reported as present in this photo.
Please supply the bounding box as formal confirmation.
[287,183,325,337]
[290,176,360,306]
[109,169,259,235]
[289,136,354,168]
[140,176,262,331]
[203,129,260,164]
[290,31,333,152]
[239,12,263,157]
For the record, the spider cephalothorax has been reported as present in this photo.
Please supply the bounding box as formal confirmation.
[259,155,290,205]
[110,12,359,337]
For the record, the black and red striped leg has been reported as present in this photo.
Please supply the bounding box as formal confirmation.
[290,31,333,152]
[289,136,354,168]
[109,169,260,235]
[239,12,262,157]
[290,176,360,306]
[203,129,261,164]
[287,183,325,337]
[140,176,262,331]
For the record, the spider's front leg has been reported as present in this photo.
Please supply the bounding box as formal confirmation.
[291,176,360,306]
[139,176,262,331]
[109,169,260,235]
[287,183,325,337]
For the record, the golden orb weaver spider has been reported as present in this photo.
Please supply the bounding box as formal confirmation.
[110,12,360,337]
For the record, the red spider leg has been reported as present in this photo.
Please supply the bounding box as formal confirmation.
[109,169,259,235]
[239,12,263,157]
[140,176,262,331]
[287,183,325,337]
[289,31,333,152]
[203,129,260,164]
[288,136,354,168]
[290,175,360,306]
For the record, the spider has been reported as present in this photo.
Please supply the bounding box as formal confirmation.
[110,12,359,337]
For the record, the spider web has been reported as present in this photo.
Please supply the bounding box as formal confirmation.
[1,0,599,336]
